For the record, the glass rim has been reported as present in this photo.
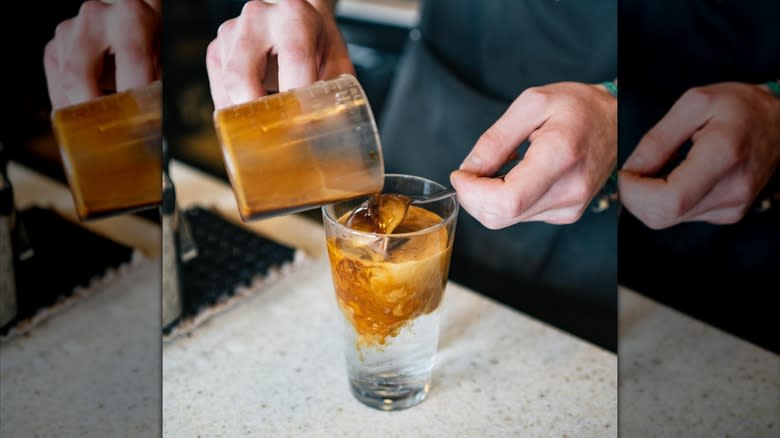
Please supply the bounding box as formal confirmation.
[322,173,458,239]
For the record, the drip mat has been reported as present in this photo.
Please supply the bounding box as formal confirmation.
[163,206,307,342]
[1,206,140,341]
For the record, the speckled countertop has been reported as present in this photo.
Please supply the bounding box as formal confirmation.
[0,255,161,437]
[163,256,618,437]
[0,163,162,437]
[619,287,780,437]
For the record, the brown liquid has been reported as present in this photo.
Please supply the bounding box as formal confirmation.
[214,91,383,221]
[327,196,452,349]
[344,193,412,234]
[51,82,162,220]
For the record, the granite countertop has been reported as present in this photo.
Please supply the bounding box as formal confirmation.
[619,287,780,437]
[0,255,161,437]
[0,162,162,437]
[162,160,618,437]
[163,257,618,437]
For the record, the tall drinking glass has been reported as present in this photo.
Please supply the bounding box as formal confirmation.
[322,174,458,411]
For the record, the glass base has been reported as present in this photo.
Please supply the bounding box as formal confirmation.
[350,379,430,411]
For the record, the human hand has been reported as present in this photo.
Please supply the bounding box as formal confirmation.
[43,0,161,110]
[206,0,354,109]
[449,82,617,229]
[618,82,780,229]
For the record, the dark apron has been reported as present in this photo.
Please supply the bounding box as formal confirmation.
[378,0,618,351]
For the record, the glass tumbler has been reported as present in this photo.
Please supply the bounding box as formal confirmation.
[322,174,458,411]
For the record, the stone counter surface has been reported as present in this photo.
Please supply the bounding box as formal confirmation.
[619,288,780,437]
[0,256,161,437]
[163,258,618,437]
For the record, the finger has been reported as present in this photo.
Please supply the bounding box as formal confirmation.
[205,40,231,110]
[59,2,108,105]
[449,172,515,229]
[681,168,753,220]
[273,4,320,91]
[111,1,158,91]
[658,124,744,214]
[114,43,155,91]
[460,88,549,176]
[451,126,576,227]
[221,9,271,105]
[43,40,69,110]
[623,87,713,174]
[617,171,676,229]
[515,167,594,220]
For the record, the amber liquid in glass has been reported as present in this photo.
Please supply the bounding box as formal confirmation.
[326,195,452,349]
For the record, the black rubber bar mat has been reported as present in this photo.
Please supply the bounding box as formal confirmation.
[163,206,306,341]
[1,206,137,340]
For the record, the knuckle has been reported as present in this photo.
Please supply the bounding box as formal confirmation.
[682,86,712,108]
[54,20,73,38]
[719,212,743,224]
[720,136,748,164]
[729,178,754,205]
[726,208,747,224]
[497,195,523,219]
[520,86,548,108]
[78,0,103,18]
[568,179,592,204]
[562,141,584,167]
[480,215,504,230]
[658,191,687,220]
[638,210,674,230]
[644,217,669,230]
[242,0,269,17]
[206,40,220,65]
[114,0,146,15]
[43,41,58,66]
[561,208,584,224]
[276,0,311,16]
[217,18,236,36]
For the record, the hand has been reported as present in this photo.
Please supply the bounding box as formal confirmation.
[206,0,354,109]
[450,82,617,229]
[43,0,161,109]
[618,82,780,229]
